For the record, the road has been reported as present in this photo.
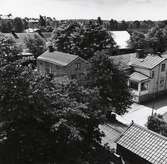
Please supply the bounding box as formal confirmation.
[121,96,167,127]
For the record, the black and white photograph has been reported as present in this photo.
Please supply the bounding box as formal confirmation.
[0,0,167,163]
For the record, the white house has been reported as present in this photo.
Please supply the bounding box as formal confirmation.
[111,52,167,103]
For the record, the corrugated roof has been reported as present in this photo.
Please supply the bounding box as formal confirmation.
[116,123,167,164]
[109,31,130,49]
[130,72,149,82]
[131,55,165,69]
[38,50,78,66]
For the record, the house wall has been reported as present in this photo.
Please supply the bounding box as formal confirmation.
[37,57,90,83]
[132,59,167,103]
[65,57,90,81]
[148,60,167,95]
[117,144,151,164]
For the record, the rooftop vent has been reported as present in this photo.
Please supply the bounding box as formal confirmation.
[136,49,145,59]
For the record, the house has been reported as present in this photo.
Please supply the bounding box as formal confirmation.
[37,49,90,83]
[116,123,167,164]
[111,51,167,103]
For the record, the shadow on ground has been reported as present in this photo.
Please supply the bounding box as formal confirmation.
[142,95,167,110]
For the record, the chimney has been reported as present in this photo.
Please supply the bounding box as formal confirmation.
[156,52,162,57]
[136,49,145,58]
[48,45,54,52]
[46,41,54,52]
[11,30,19,39]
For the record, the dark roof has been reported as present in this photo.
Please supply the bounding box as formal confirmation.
[38,50,79,66]
[129,72,150,82]
[116,123,167,164]
[131,55,165,69]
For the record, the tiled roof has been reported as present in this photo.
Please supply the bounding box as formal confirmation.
[129,72,150,82]
[100,123,128,149]
[116,123,167,164]
[110,53,136,70]
[131,55,165,69]
[38,50,79,66]
[109,31,130,49]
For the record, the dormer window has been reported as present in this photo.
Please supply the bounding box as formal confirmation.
[161,64,165,72]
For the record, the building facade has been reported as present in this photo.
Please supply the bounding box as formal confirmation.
[111,52,167,103]
[129,54,167,103]
[37,50,90,83]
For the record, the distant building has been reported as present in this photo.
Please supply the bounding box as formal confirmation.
[111,51,167,103]
[109,31,134,54]
[116,123,167,164]
[37,50,90,83]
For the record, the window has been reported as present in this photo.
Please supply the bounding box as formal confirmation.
[141,82,149,91]
[160,78,165,88]
[161,64,166,72]
[75,63,81,70]
[151,71,154,78]
[129,81,138,91]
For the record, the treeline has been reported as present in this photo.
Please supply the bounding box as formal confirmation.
[0,15,56,33]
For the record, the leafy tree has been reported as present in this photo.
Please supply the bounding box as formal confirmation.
[24,34,46,59]
[128,31,147,50]
[39,15,46,27]
[88,52,132,115]
[129,25,167,53]
[52,21,116,59]
[13,17,25,33]
[0,33,21,65]
[147,114,167,137]
[0,20,13,33]
[0,62,112,164]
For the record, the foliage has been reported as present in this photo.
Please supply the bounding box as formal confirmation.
[0,62,112,164]
[52,20,116,59]
[39,15,46,27]
[0,20,13,33]
[88,52,132,115]
[147,114,167,137]
[13,17,25,33]
[129,25,167,53]
[24,34,46,59]
[0,33,21,65]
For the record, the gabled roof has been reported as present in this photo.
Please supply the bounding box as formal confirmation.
[131,55,165,69]
[38,50,79,66]
[116,123,167,164]
[111,53,167,70]
[129,72,150,82]
[109,31,130,49]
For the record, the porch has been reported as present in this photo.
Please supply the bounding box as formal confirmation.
[129,72,150,103]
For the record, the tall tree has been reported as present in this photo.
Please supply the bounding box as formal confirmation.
[0,62,112,164]
[13,17,25,33]
[88,52,132,115]
[0,33,21,66]
[52,22,116,59]
[24,34,46,59]
[39,15,46,27]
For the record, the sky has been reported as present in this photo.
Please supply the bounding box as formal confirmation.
[1,0,167,20]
